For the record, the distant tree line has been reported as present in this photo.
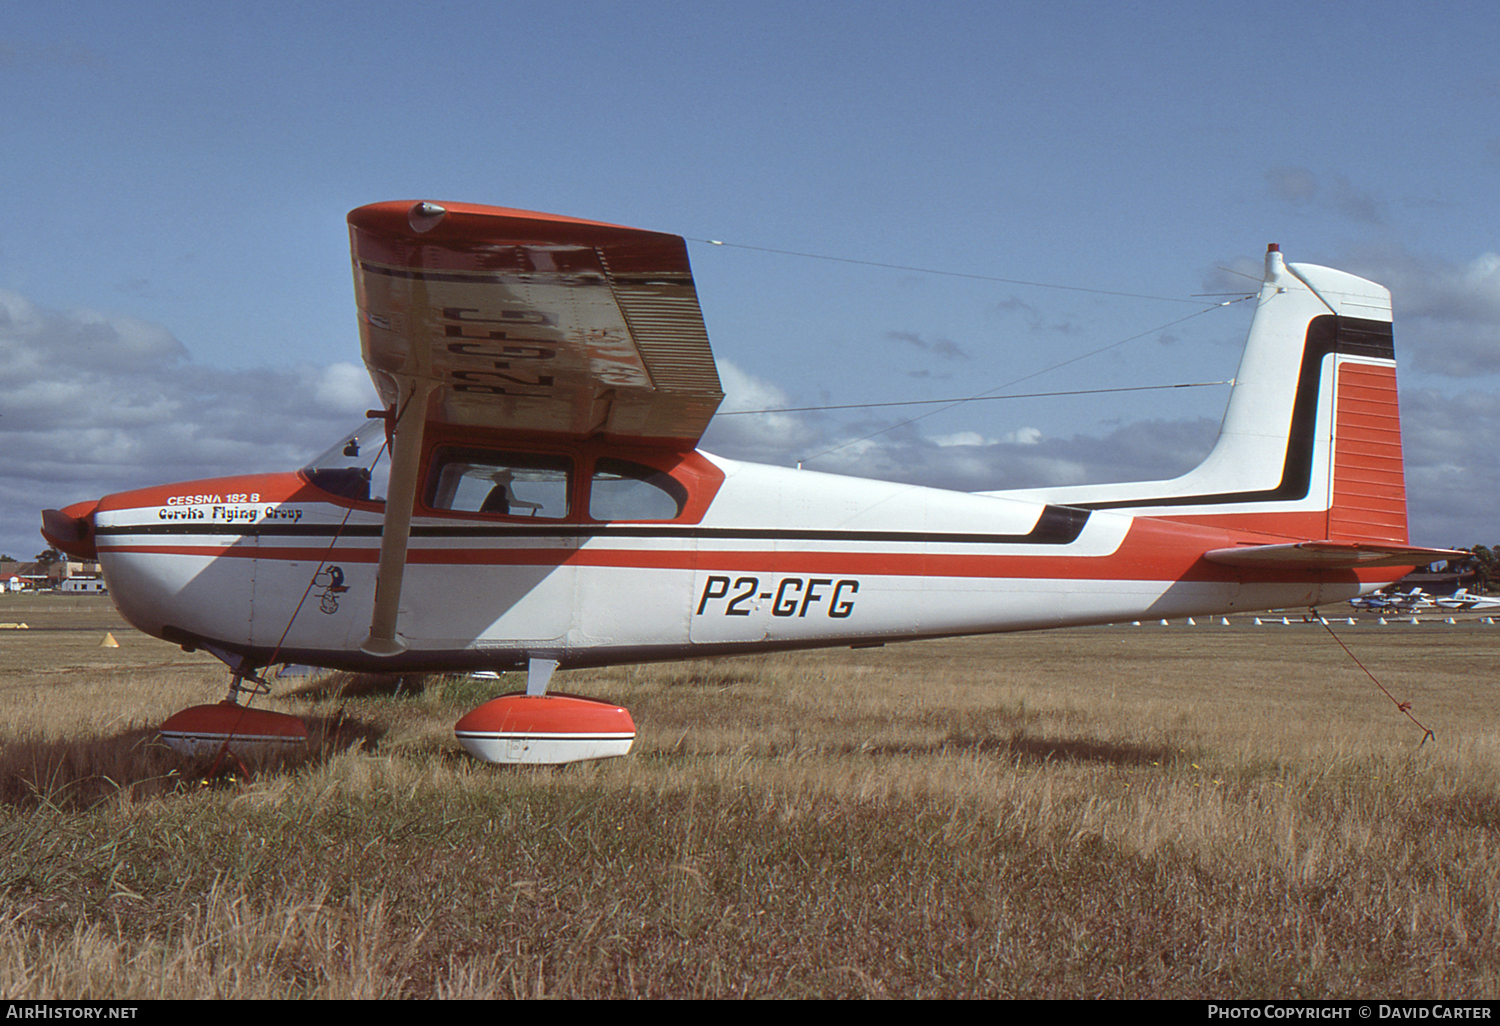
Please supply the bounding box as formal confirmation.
[1452,545,1497,593]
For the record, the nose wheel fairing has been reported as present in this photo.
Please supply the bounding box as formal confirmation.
[157,702,309,758]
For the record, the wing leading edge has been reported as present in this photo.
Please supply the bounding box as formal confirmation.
[348,200,724,448]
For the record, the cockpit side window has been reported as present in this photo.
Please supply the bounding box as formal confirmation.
[426,449,572,519]
[588,458,688,521]
[302,419,391,504]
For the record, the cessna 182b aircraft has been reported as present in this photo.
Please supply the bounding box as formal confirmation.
[40,201,1462,764]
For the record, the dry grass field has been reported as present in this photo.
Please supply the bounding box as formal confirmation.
[1,592,1498,998]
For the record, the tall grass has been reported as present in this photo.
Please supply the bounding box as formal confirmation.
[3,596,1498,996]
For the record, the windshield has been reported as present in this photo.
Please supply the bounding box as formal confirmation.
[301,420,392,503]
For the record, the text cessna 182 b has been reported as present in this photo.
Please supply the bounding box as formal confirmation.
[40,201,1462,764]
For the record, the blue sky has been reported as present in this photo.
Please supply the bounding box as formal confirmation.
[3,0,1499,560]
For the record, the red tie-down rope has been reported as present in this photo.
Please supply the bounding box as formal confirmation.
[1321,619,1435,747]
[202,402,404,779]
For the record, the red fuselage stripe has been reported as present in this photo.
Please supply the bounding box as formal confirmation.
[95,539,1385,585]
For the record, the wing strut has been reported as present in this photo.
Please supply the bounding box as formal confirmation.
[360,377,434,657]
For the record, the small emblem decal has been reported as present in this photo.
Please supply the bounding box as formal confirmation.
[313,565,350,614]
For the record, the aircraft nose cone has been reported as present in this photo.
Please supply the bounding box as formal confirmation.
[41,499,99,560]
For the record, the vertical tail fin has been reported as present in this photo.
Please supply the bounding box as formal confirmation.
[989,245,1411,545]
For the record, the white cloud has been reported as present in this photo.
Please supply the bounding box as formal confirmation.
[928,427,1039,448]
[714,357,788,414]
[1371,249,1500,377]
[930,430,992,447]
[1206,243,1500,381]
[314,361,379,414]
[886,331,971,360]
[1265,166,1319,205]
[716,410,1216,498]
[1263,167,1387,225]
[9,289,1492,562]
[1,290,376,559]
[1401,387,1500,546]
[699,358,818,463]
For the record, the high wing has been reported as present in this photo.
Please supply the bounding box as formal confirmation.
[348,200,724,447]
[347,201,724,656]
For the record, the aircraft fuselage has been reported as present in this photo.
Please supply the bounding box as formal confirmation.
[71,438,1386,674]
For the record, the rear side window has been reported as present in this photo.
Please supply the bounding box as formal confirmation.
[589,458,687,521]
[427,450,572,519]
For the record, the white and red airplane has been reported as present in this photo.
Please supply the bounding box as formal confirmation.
[1436,588,1500,612]
[40,201,1463,764]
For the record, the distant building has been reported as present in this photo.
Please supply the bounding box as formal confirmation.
[51,559,101,585]
[6,564,51,591]
[6,560,106,592]
[60,576,108,594]
[1394,567,1477,597]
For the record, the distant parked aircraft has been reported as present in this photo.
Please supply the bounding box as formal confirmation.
[1435,588,1500,612]
[1349,587,1433,614]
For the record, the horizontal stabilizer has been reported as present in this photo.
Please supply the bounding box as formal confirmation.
[1204,541,1466,570]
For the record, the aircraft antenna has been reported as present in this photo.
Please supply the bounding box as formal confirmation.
[693,237,1210,305]
[719,380,1232,416]
[794,296,1253,466]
